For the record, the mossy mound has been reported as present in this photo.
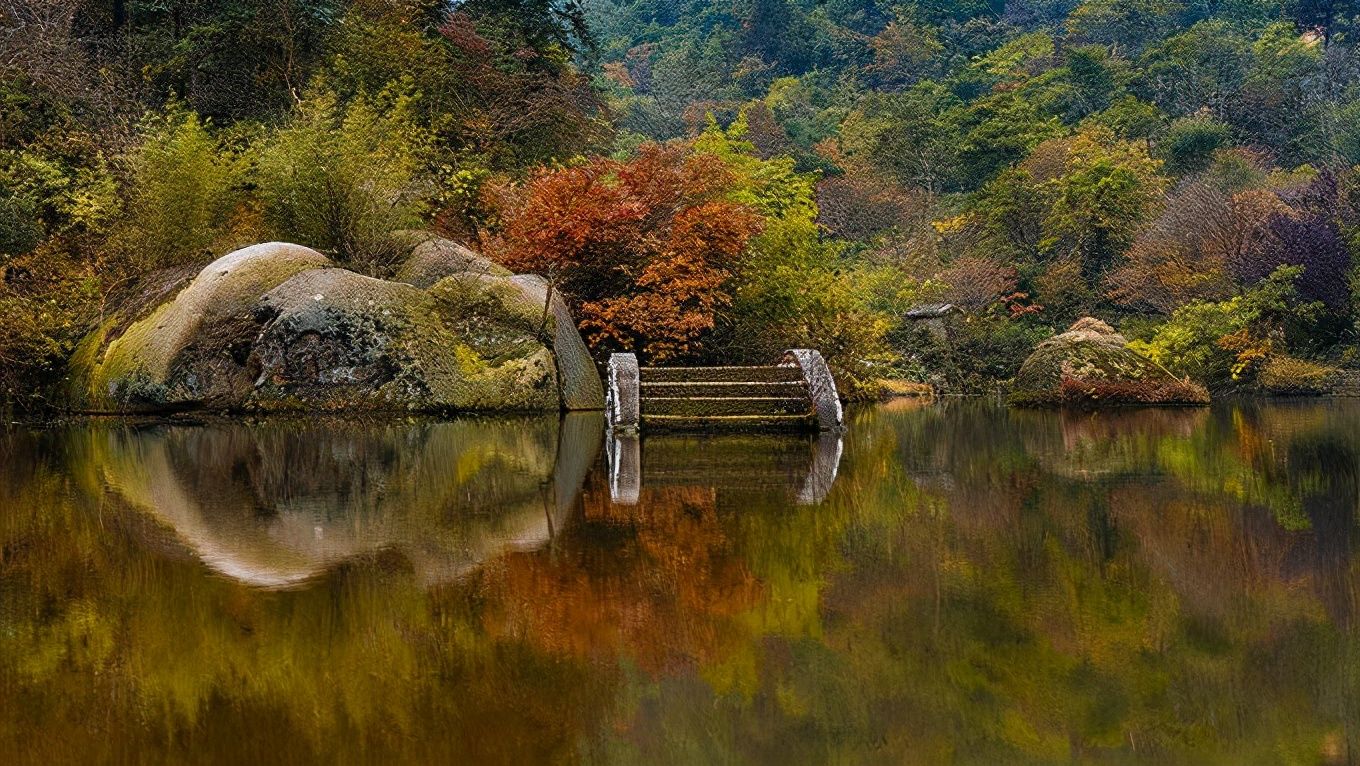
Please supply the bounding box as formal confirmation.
[69,237,604,413]
[1009,317,1210,408]
[393,234,510,288]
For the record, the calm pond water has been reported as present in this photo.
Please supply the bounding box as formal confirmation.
[2,400,1359,764]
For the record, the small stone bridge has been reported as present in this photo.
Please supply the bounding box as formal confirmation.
[605,349,843,433]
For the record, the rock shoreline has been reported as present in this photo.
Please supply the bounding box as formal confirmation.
[66,237,605,414]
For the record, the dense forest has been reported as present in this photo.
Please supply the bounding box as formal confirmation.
[4,0,1360,407]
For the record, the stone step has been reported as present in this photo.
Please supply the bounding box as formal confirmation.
[641,380,807,398]
[640,365,804,384]
[640,414,818,432]
[640,472,809,489]
[641,397,812,417]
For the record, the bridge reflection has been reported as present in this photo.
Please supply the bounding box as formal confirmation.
[607,431,842,505]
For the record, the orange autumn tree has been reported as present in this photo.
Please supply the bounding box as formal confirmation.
[482,143,762,362]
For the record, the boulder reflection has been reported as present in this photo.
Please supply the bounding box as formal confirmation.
[92,413,603,588]
[607,431,842,505]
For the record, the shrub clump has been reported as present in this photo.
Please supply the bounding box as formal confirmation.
[1258,355,1338,395]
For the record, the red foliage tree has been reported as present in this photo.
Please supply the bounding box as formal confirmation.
[483,144,762,362]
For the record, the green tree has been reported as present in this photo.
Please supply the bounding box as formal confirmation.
[838,83,963,193]
[1045,126,1167,279]
[114,111,245,270]
[1159,114,1232,175]
[1067,0,1188,52]
[254,88,432,275]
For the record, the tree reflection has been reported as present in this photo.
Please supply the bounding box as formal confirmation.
[2,401,1360,762]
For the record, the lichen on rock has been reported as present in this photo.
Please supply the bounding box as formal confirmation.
[1010,317,1210,408]
[68,236,605,413]
[394,234,511,288]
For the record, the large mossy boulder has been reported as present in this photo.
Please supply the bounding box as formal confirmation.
[1010,317,1209,408]
[69,238,605,413]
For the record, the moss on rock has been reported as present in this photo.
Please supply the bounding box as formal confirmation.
[508,274,605,411]
[67,237,604,413]
[394,235,510,288]
[1010,317,1210,408]
[72,242,331,410]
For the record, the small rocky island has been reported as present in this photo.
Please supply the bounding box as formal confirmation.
[67,235,604,414]
[1009,317,1210,408]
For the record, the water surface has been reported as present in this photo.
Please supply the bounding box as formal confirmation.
[2,400,1359,763]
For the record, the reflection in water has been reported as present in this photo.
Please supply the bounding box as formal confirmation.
[3,401,1360,763]
[607,431,842,505]
[95,413,603,588]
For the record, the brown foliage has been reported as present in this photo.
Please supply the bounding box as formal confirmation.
[740,102,795,159]
[937,255,1018,313]
[436,13,606,165]
[1055,375,1211,407]
[815,175,930,241]
[1106,182,1286,312]
[482,143,762,362]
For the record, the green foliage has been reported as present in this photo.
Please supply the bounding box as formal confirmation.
[1044,127,1167,277]
[838,83,963,193]
[1129,266,1322,387]
[966,126,1166,292]
[118,0,344,120]
[690,119,892,394]
[1258,354,1338,394]
[957,92,1064,189]
[0,146,118,239]
[1159,114,1232,175]
[1138,20,1251,116]
[0,245,99,408]
[946,315,1054,391]
[1088,95,1165,140]
[1068,0,1188,50]
[693,113,818,220]
[254,88,432,275]
[114,111,245,270]
[725,216,893,396]
[0,186,42,256]
[5,0,1360,404]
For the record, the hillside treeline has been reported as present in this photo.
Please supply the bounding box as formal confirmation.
[4,0,1360,406]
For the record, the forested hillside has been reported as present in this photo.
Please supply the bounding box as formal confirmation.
[4,0,1360,407]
